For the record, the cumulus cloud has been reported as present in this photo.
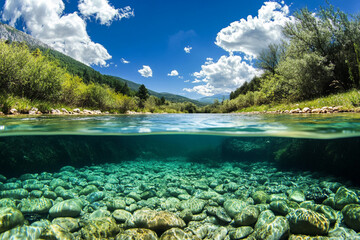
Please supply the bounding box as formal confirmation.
[215,1,292,57]
[184,55,261,96]
[167,70,179,77]
[78,0,134,26]
[121,58,130,64]
[138,65,153,78]
[2,0,132,66]
[184,46,192,53]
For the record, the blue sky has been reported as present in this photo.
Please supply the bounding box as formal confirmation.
[1,0,359,99]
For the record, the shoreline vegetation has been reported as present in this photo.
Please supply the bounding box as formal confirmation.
[1,4,360,116]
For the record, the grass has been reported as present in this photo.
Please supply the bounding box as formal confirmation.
[236,89,360,113]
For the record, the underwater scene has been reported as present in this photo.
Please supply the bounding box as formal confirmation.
[1,114,360,239]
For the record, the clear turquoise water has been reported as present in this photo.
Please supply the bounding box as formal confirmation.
[0,113,360,182]
[1,113,360,138]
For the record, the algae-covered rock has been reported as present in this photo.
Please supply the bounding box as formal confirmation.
[334,187,359,210]
[116,228,158,240]
[87,191,105,203]
[229,226,253,239]
[0,199,16,208]
[52,217,80,233]
[315,205,337,224]
[79,185,99,195]
[341,204,360,231]
[286,208,330,235]
[80,217,120,239]
[133,209,186,231]
[270,200,296,215]
[0,189,29,199]
[89,209,111,219]
[41,223,74,240]
[288,189,306,203]
[159,228,196,240]
[255,216,290,240]
[254,210,276,230]
[234,205,259,226]
[107,198,126,211]
[18,197,53,214]
[205,206,231,223]
[224,199,248,218]
[0,226,42,239]
[252,191,268,204]
[328,226,360,239]
[288,235,330,240]
[112,209,133,223]
[49,199,82,218]
[179,198,206,214]
[0,207,25,233]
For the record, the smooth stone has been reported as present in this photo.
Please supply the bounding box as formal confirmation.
[87,191,105,203]
[159,228,195,240]
[80,217,120,239]
[52,217,80,232]
[128,192,141,201]
[0,199,16,208]
[49,199,82,218]
[288,235,330,240]
[116,228,158,240]
[50,179,68,189]
[270,200,294,215]
[315,205,337,224]
[205,206,231,223]
[30,190,43,198]
[234,206,260,226]
[18,198,53,214]
[0,189,29,199]
[79,185,99,195]
[341,204,360,231]
[288,189,306,203]
[254,210,276,230]
[112,209,133,223]
[328,226,360,239]
[0,226,42,239]
[179,209,193,223]
[0,175,6,183]
[252,191,268,204]
[31,219,51,228]
[229,226,254,239]
[40,223,73,240]
[0,207,25,233]
[179,198,206,214]
[133,209,186,231]
[43,190,57,200]
[206,226,228,239]
[255,216,290,240]
[106,198,126,210]
[89,209,111,219]
[286,208,330,235]
[334,187,359,210]
[161,197,180,211]
[224,199,248,218]
[0,183,21,190]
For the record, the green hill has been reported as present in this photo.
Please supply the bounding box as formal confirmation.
[0,21,202,105]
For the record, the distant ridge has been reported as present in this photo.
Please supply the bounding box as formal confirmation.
[198,94,229,104]
[0,21,203,106]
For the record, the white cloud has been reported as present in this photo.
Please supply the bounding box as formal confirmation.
[121,58,130,64]
[138,65,152,78]
[167,70,179,77]
[78,0,134,26]
[184,46,192,53]
[184,55,261,96]
[2,0,132,66]
[184,80,190,83]
[215,1,292,57]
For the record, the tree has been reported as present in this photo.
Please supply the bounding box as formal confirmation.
[160,96,166,105]
[257,43,282,75]
[136,84,149,101]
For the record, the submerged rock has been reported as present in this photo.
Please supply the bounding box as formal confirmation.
[234,205,260,226]
[133,209,186,232]
[159,228,196,240]
[0,226,42,239]
[116,228,158,240]
[52,217,80,233]
[80,217,120,239]
[41,223,73,240]
[224,199,248,218]
[229,226,253,239]
[0,207,25,233]
[0,189,29,199]
[18,197,53,214]
[112,209,133,223]
[49,199,82,218]
[341,204,360,231]
[334,187,360,210]
[286,208,330,235]
[255,216,290,240]
[179,198,206,214]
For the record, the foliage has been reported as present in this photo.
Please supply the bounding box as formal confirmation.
[230,77,261,100]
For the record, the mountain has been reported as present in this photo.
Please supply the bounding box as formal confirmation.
[198,94,229,104]
[0,21,203,105]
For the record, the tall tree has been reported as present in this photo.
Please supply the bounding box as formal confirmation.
[136,84,149,101]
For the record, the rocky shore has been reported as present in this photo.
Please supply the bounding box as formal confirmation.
[0,159,359,239]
